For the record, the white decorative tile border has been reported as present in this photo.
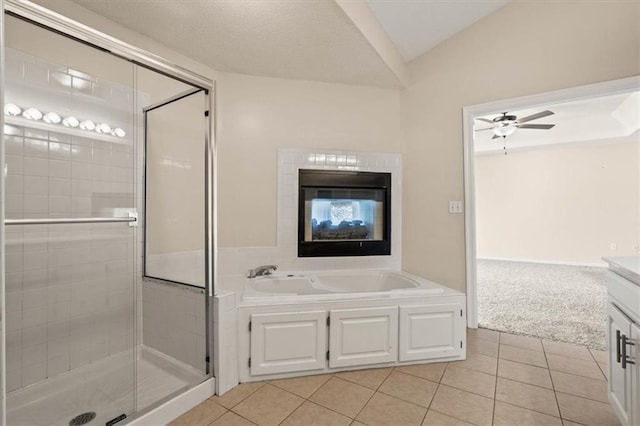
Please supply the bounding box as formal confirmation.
[217,148,402,284]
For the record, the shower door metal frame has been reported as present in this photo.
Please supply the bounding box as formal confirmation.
[0,1,6,424]
[0,0,217,423]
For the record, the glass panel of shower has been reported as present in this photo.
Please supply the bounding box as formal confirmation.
[4,14,137,426]
[2,9,212,426]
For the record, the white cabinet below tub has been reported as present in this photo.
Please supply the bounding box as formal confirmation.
[329,307,398,368]
[249,311,327,376]
[399,303,465,362]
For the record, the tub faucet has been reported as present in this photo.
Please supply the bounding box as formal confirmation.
[247,264,278,278]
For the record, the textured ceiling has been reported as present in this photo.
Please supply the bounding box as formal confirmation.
[366,0,509,61]
[61,0,403,88]
[474,91,640,154]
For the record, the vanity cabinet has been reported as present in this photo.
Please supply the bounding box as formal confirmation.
[607,304,634,425]
[605,257,640,426]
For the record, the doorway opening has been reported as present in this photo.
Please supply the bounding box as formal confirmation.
[464,77,640,350]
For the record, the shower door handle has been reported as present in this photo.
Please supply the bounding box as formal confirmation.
[5,211,138,226]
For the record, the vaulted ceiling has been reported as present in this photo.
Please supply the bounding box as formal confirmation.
[35,0,510,88]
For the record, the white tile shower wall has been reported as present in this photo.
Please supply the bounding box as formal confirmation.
[141,280,206,372]
[4,50,137,392]
[217,148,402,282]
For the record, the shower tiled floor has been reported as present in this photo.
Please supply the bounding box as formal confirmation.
[171,329,617,426]
[7,346,205,426]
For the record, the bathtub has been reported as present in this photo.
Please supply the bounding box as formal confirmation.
[242,270,447,303]
[235,269,466,382]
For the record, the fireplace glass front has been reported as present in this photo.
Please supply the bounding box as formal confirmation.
[298,170,391,257]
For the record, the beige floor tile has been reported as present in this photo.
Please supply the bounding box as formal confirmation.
[209,381,265,409]
[170,400,227,426]
[335,367,393,390]
[395,362,447,382]
[270,374,332,398]
[356,392,427,426]
[590,348,608,364]
[309,377,374,418]
[232,384,304,426]
[467,327,500,343]
[551,371,608,403]
[446,352,497,375]
[499,344,548,368]
[546,353,606,381]
[281,401,351,426]
[542,340,593,360]
[429,385,493,426]
[422,410,473,425]
[378,370,438,407]
[498,358,553,389]
[493,401,562,426]
[500,333,543,351]
[556,392,620,426]
[351,422,367,426]
[562,421,588,426]
[209,411,256,426]
[495,377,559,417]
[440,365,496,398]
[468,338,499,357]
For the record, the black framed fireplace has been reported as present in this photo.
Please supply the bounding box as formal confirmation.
[298,169,391,257]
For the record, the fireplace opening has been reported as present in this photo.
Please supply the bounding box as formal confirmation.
[298,169,391,257]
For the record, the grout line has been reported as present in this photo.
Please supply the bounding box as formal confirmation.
[543,345,563,421]
[491,333,502,425]
[348,367,395,422]
[223,381,267,411]
[418,362,447,424]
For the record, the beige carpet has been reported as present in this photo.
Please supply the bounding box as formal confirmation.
[477,259,608,350]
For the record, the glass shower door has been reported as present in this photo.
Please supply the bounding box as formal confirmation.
[4,14,137,425]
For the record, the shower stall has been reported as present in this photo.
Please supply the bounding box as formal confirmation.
[0,1,215,424]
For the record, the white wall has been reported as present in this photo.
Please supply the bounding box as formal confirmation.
[475,139,640,265]
[401,1,640,291]
[216,72,402,248]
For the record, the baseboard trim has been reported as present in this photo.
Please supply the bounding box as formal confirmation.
[478,257,607,268]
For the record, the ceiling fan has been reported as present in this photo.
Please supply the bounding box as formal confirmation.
[475,110,556,139]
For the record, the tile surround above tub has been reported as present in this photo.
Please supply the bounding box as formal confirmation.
[217,148,401,284]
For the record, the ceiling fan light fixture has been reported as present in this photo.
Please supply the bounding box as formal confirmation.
[492,123,516,137]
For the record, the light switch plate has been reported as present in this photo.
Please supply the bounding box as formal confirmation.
[449,201,463,214]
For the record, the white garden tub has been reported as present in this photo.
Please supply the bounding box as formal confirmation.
[235,269,466,382]
[242,270,447,303]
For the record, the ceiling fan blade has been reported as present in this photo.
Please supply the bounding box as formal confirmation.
[474,127,493,132]
[492,134,501,139]
[518,110,554,123]
[517,124,555,130]
[475,117,494,123]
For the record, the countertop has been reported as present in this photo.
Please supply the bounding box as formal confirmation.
[604,256,640,286]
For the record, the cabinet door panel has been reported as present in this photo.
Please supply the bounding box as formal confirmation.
[250,311,326,376]
[399,304,464,361]
[631,323,639,426]
[608,303,633,425]
[329,307,398,368]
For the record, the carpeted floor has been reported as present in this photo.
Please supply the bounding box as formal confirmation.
[477,259,608,350]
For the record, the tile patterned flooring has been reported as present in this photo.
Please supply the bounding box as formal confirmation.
[170,329,619,426]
